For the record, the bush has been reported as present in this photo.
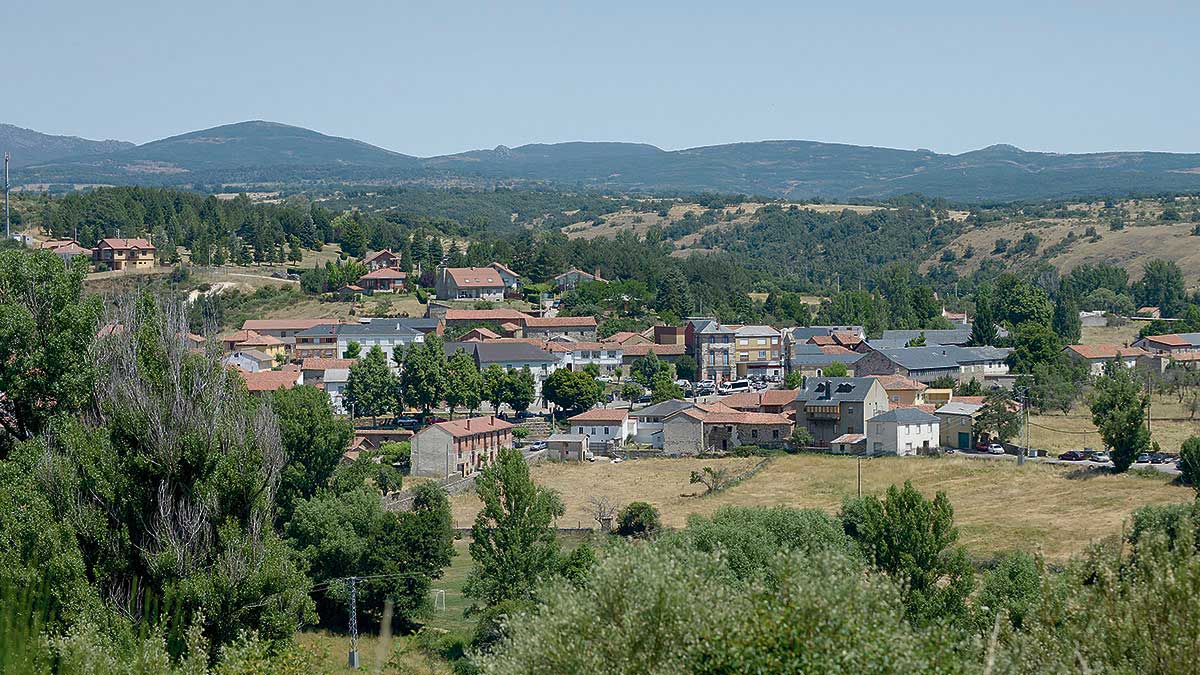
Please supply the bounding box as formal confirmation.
[1181,436,1200,488]
[616,502,660,538]
[974,551,1041,630]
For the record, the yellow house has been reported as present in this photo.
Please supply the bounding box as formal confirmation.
[222,330,287,360]
[93,238,156,271]
[869,375,928,406]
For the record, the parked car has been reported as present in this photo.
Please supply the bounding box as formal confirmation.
[719,379,753,395]
[1089,451,1111,463]
[393,417,421,430]
[1058,450,1088,461]
[635,394,653,404]
[1136,453,1152,464]
[987,443,1006,455]
[1149,453,1167,464]
[611,457,624,464]
[527,440,547,451]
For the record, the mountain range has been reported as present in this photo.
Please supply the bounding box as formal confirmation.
[8,120,1200,201]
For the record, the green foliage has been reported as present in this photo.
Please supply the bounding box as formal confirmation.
[401,335,448,414]
[649,373,684,404]
[1023,354,1088,414]
[620,382,643,402]
[992,274,1053,328]
[344,345,398,419]
[342,340,361,359]
[976,389,1022,443]
[974,551,1041,630]
[629,352,670,387]
[789,425,814,451]
[1133,258,1187,316]
[1007,320,1062,374]
[673,354,698,382]
[445,348,484,417]
[840,481,974,625]
[465,447,564,609]
[541,368,604,415]
[616,502,660,538]
[286,483,454,630]
[0,250,102,453]
[1090,359,1151,472]
[1179,436,1200,489]
[500,368,536,413]
[968,288,998,346]
[823,361,849,377]
[784,370,804,389]
[271,385,353,520]
[1051,293,1082,343]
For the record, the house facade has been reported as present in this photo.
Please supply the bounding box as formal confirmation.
[1064,344,1148,377]
[854,346,1011,384]
[791,377,889,447]
[524,316,598,340]
[867,408,940,456]
[935,401,984,450]
[93,237,156,271]
[357,268,408,293]
[567,409,637,450]
[1133,333,1200,356]
[554,268,602,291]
[336,320,427,366]
[436,263,519,301]
[630,399,696,447]
[661,407,792,455]
[686,317,736,384]
[362,249,402,271]
[411,416,513,478]
[733,325,783,378]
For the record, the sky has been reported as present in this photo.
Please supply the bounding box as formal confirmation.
[8,1,1200,157]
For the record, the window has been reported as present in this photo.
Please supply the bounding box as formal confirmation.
[772,429,779,439]
[758,350,766,359]
[751,429,758,439]
[757,338,766,345]
[603,427,610,435]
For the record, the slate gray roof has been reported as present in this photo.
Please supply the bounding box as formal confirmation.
[869,408,940,424]
[880,329,973,346]
[795,377,878,403]
[873,346,1011,371]
[447,341,558,364]
[323,368,350,383]
[338,320,424,338]
[689,318,735,334]
[547,433,590,442]
[295,323,340,338]
[631,399,695,418]
[935,402,984,416]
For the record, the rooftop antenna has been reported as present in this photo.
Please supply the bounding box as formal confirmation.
[4,152,9,240]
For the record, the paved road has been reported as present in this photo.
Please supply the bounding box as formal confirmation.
[954,449,1181,476]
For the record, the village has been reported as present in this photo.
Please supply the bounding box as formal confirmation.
[167,247,1193,484]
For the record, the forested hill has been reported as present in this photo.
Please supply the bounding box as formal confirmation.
[12,119,1200,200]
[0,123,133,167]
[18,121,423,186]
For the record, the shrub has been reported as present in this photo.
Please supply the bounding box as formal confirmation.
[974,551,1042,630]
[1181,435,1200,489]
[616,502,660,538]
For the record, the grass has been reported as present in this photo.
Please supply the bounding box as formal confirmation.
[450,454,1192,561]
[1029,393,1197,456]
[1079,322,1141,345]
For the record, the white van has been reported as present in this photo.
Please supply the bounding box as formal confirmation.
[718,379,752,395]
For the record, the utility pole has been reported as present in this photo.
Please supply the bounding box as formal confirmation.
[4,152,10,241]
[346,576,359,669]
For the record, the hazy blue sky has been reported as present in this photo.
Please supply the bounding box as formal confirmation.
[9,1,1199,156]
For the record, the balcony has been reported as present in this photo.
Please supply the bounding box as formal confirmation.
[804,404,841,420]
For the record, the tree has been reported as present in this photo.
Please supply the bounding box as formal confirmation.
[444,348,483,418]
[993,275,1053,328]
[344,345,398,422]
[588,495,619,532]
[969,290,998,346]
[620,382,644,403]
[1052,293,1082,344]
[502,367,537,413]
[272,385,353,519]
[650,373,685,404]
[824,361,849,377]
[689,467,730,495]
[0,251,102,453]
[674,354,698,382]
[401,335,448,415]
[1089,359,1151,472]
[784,371,804,389]
[974,551,1042,630]
[1179,436,1200,489]
[543,368,604,415]
[1133,259,1187,317]
[789,426,814,452]
[287,482,454,629]
[630,352,670,387]
[464,447,564,608]
[338,214,369,258]
[1008,321,1063,374]
[976,389,1022,443]
[905,331,927,347]
[840,481,974,625]
[482,364,508,413]
[342,340,362,359]
[616,501,661,538]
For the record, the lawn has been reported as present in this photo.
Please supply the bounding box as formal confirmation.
[450,454,1193,561]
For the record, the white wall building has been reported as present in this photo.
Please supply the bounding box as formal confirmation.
[867,408,940,456]
[567,409,637,450]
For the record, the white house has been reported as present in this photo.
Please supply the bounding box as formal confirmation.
[323,367,350,413]
[1064,344,1149,377]
[567,408,637,450]
[222,349,275,373]
[552,338,623,376]
[336,320,426,367]
[867,408,940,456]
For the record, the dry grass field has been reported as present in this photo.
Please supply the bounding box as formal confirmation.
[450,454,1192,561]
[1079,322,1141,345]
[1029,393,1198,456]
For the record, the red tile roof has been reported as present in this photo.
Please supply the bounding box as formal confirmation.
[602,331,647,344]
[720,389,800,410]
[427,415,513,438]
[97,237,155,250]
[242,370,300,392]
[301,358,356,371]
[868,374,928,391]
[567,408,630,423]
[363,249,398,264]
[461,327,501,340]
[1066,344,1148,360]
[1140,334,1188,347]
[443,267,507,288]
[621,343,687,357]
[524,316,598,328]
[359,268,408,280]
[819,345,856,355]
[444,308,532,322]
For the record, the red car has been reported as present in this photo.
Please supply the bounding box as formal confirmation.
[1058,450,1087,461]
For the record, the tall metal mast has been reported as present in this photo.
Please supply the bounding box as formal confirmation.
[4,153,10,240]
